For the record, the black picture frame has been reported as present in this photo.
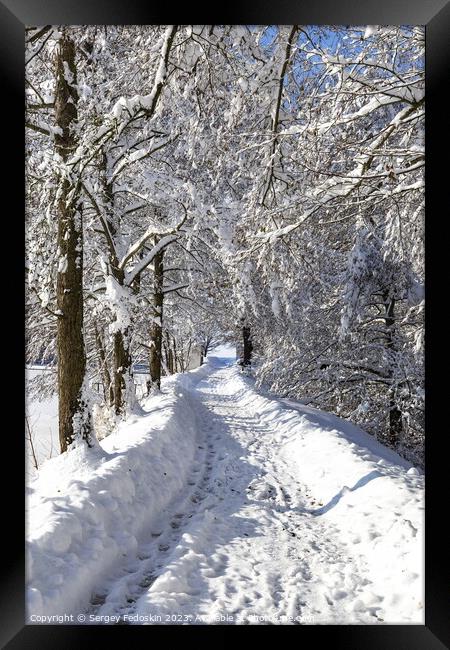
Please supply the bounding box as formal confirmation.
[3,0,449,647]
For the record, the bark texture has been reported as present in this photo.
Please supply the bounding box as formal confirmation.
[55,33,92,452]
[242,326,253,366]
[384,294,403,447]
[148,246,164,391]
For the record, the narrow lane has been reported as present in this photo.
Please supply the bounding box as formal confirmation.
[88,359,379,625]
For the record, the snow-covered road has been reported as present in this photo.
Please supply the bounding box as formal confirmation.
[82,355,424,625]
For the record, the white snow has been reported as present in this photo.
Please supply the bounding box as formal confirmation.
[26,351,424,625]
[124,233,179,286]
[363,26,379,40]
[27,375,199,619]
[109,25,174,129]
[26,367,59,478]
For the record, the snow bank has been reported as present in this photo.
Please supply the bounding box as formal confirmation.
[26,357,424,624]
[26,375,199,620]
[215,367,424,623]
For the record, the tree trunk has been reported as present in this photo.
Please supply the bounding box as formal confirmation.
[384,293,402,447]
[55,32,92,452]
[388,394,403,447]
[148,245,164,392]
[94,322,114,406]
[99,153,134,415]
[203,334,212,358]
[164,331,174,374]
[173,335,178,373]
[113,327,133,415]
[184,339,192,372]
[242,325,253,366]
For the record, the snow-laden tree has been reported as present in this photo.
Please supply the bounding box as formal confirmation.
[26,25,236,443]
[26,27,97,451]
[26,24,424,464]
[228,25,424,463]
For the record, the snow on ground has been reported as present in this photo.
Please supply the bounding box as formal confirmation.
[26,348,424,625]
[208,343,236,360]
[26,374,200,620]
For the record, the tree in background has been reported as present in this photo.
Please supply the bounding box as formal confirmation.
[26,25,424,465]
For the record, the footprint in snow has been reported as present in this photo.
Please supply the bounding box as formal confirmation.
[246,478,276,501]
[90,593,106,606]
[368,531,381,540]
[139,574,156,588]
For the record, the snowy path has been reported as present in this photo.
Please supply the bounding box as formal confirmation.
[84,357,423,625]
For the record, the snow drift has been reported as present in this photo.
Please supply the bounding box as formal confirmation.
[26,357,424,624]
[26,374,200,619]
